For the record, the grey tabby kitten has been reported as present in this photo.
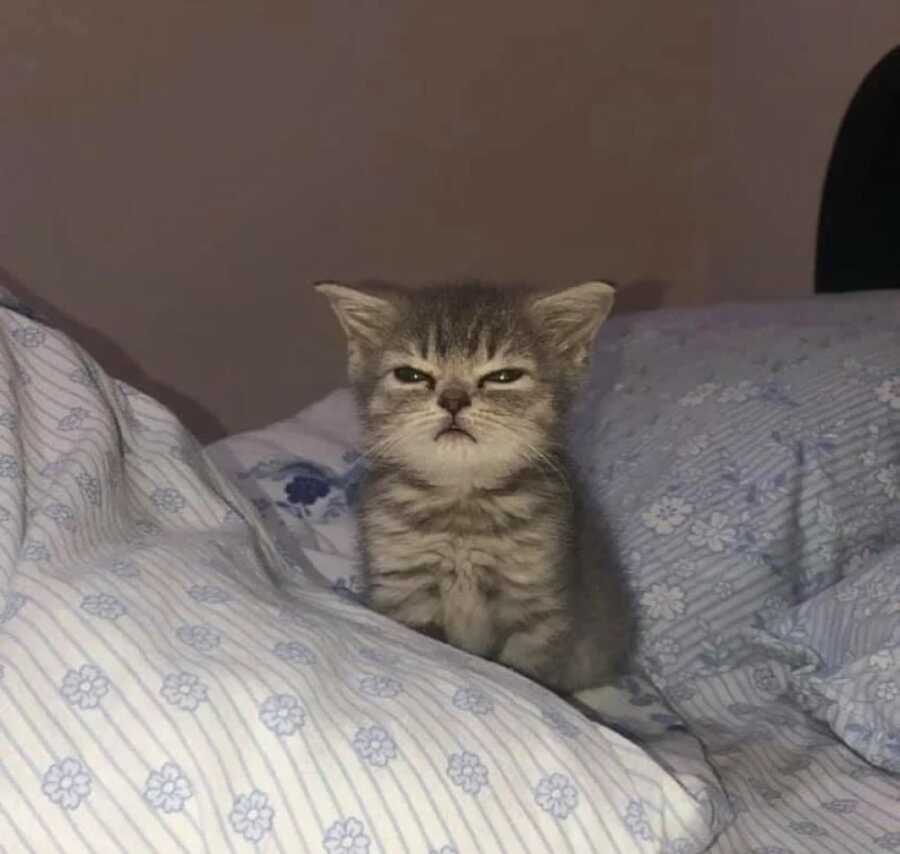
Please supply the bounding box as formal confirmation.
[317,281,633,693]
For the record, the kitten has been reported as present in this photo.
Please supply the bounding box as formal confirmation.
[317,281,633,693]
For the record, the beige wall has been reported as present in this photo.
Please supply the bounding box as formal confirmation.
[707,1,900,301]
[1,2,898,439]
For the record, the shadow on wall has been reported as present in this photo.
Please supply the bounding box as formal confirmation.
[816,44,900,293]
[342,276,671,314]
[0,268,227,442]
[0,268,668,443]
[614,280,671,313]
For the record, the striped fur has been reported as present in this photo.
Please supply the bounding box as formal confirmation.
[318,281,633,693]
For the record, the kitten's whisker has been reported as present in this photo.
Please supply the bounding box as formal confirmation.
[471,414,572,493]
[360,415,439,461]
[318,280,631,694]
[526,447,572,494]
[361,435,404,461]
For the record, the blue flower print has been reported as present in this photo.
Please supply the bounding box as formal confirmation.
[642,495,693,534]
[451,687,493,716]
[323,817,370,854]
[58,408,90,431]
[188,585,231,605]
[245,458,361,521]
[624,799,654,841]
[875,833,900,851]
[69,365,97,386]
[534,773,578,819]
[273,640,316,666]
[0,580,20,618]
[134,519,162,537]
[42,757,91,810]
[81,593,126,620]
[259,694,305,736]
[0,454,20,479]
[359,675,402,698]
[176,624,221,653]
[0,411,17,429]
[541,709,580,739]
[752,664,779,694]
[286,471,330,506]
[152,487,186,513]
[109,558,139,578]
[61,664,110,710]
[1,592,26,624]
[161,672,209,711]
[229,789,274,843]
[353,725,397,767]
[661,841,696,854]
[76,473,101,506]
[45,503,76,530]
[22,541,50,562]
[429,846,458,854]
[144,762,193,813]
[447,751,488,795]
[640,582,687,621]
[11,325,46,348]
[0,506,11,524]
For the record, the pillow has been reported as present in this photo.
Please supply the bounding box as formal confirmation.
[213,292,900,731]
[210,291,900,852]
[0,293,721,853]
[565,291,900,776]
[215,292,900,681]
[205,389,365,594]
[749,547,900,773]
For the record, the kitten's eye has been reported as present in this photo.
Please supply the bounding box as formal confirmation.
[480,368,525,385]
[393,366,433,386]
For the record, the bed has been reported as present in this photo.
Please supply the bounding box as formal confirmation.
[1,286,898,852]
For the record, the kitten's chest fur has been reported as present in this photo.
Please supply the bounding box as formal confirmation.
[360,469,572,657]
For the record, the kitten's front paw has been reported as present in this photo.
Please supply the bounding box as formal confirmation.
[417,623,447,643]
[496,630,568,691]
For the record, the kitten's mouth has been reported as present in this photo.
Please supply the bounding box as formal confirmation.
[435,423,476,443]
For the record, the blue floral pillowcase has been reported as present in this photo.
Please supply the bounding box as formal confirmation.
[570,291,900,773]
[0,294,720,854]
[205,389,366,595]
[213,292,900,775]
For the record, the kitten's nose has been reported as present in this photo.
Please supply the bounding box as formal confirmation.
[438,389,471,415]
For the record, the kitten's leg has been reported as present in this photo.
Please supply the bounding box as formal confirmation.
[417,623,447,642]
[496,613,570,690]
[368,576,441,634]
[562,634,620,692]
[443,586,498,657]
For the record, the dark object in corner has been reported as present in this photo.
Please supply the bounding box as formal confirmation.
[816,45,900,293]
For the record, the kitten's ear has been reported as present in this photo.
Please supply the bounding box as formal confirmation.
[316,282,398,379]
[529,281,615,369]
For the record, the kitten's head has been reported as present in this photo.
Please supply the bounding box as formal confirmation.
[317,281,614,487]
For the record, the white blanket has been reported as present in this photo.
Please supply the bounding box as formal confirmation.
[0,297,717,852]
